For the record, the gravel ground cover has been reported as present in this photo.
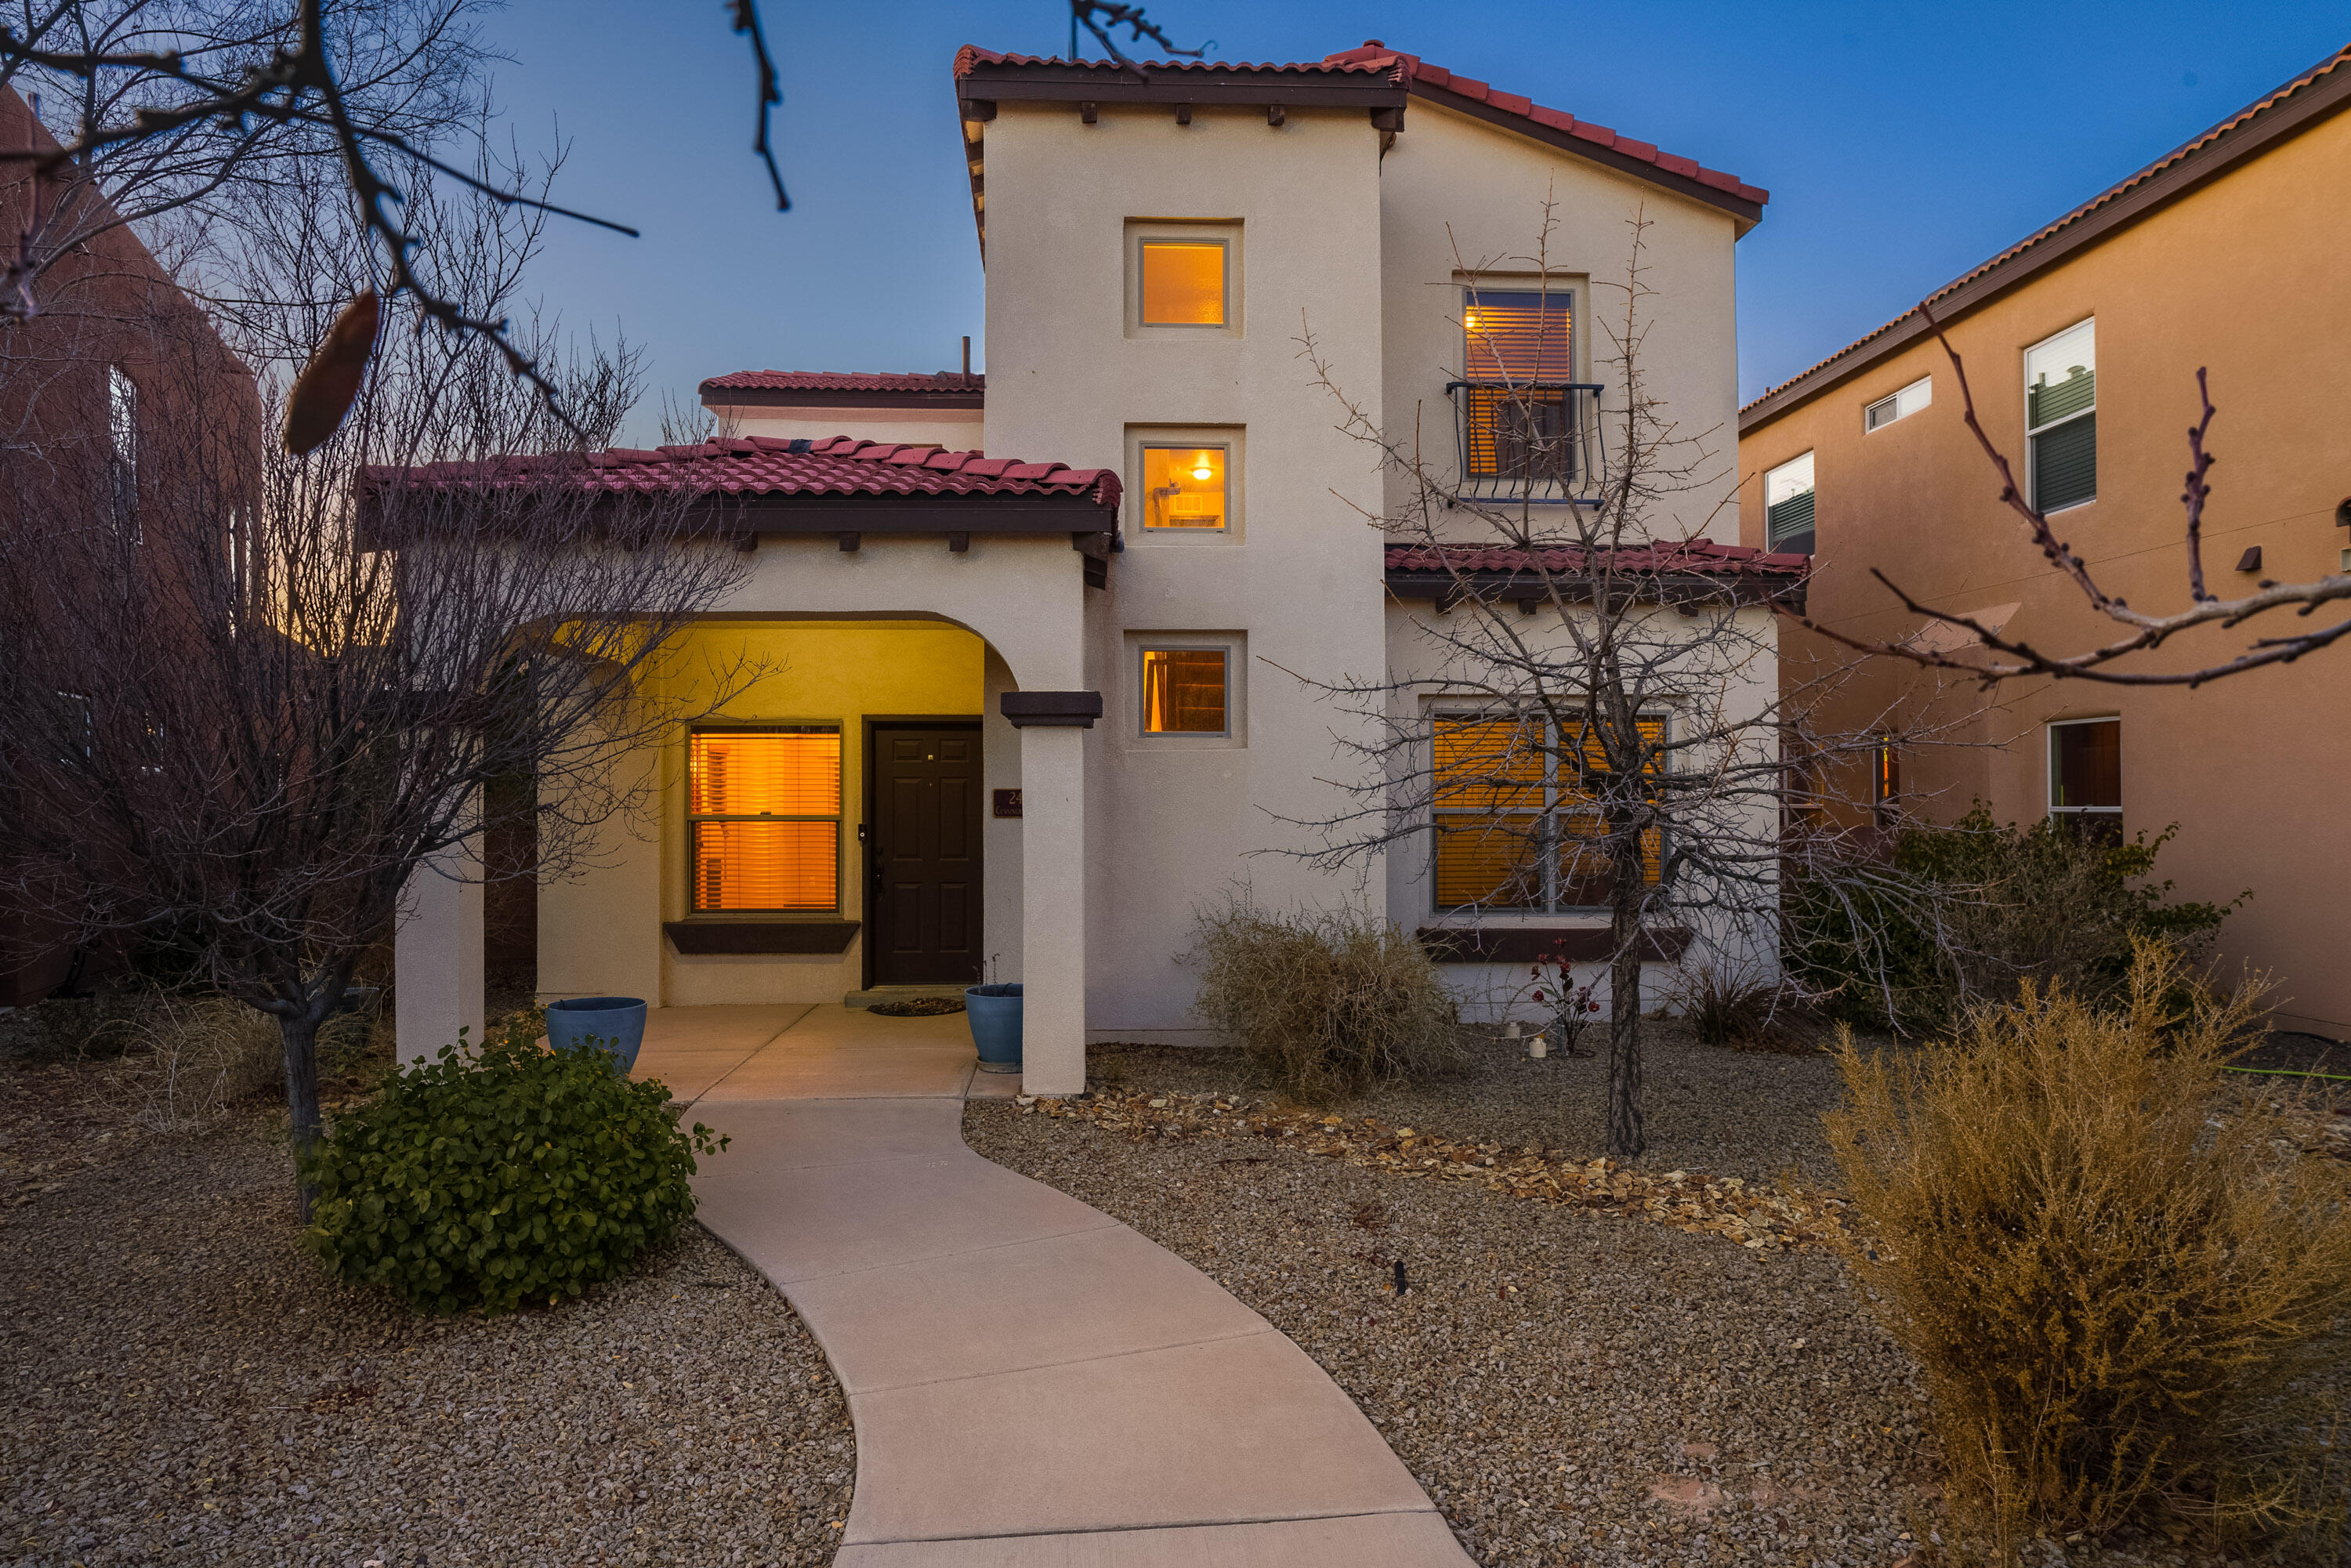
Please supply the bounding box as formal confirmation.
[2,1063,853,1568]
[965,1035,2241,1568]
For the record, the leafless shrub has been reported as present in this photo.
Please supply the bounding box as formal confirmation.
[95,991,283,1133]
[1665,961,1806,1052]
[1826,943,2351,1560]
[1186,896,1464,1102]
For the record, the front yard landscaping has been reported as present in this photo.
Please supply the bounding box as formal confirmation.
[965,1027,2325,1568]
[0,1048,853,1568]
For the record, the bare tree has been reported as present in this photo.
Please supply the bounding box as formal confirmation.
[0,161,759,1213]
[1791,310,2351,686]
[1286,208,1929,1155]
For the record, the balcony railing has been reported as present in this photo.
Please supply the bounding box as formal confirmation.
[1446,380,1605,505]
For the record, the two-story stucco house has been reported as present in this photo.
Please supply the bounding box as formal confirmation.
[393,42,1788,1095]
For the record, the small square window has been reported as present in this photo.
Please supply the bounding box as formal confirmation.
[1139,240,1226,325]
[1140,648,1228,734]
[1139,445,1228,531]
[1864,375,1931,433]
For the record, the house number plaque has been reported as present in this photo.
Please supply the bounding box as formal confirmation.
[992,788,1023,818]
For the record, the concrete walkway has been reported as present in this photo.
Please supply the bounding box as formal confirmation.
[636,1005,1474,1567]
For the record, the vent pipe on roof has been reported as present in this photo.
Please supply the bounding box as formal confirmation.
[962,335,971,376]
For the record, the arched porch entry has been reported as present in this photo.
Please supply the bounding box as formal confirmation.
[391,437,1120,1097]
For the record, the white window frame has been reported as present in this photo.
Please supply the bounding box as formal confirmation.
[1762,451,1815,552]
[2045,715,2121,829]
[1864,375,1932,433]
[2024,319,2096,513]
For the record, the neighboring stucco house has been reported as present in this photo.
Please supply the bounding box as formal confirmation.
[1738,43,2351,1039]
[396,42,1786,1092]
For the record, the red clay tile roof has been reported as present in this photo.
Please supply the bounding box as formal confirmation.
[1741,41,2351,427]
[1317,42,1766,205]
[701,371,984,395]
[1384,539,1810,578]
[951,42,1766,251]
[379,436,1120,510]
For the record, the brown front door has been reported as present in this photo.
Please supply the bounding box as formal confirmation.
[868,724,984,985]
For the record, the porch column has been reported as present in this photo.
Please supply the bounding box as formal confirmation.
[1005,693,1097,1096]
[394,792,485,1066]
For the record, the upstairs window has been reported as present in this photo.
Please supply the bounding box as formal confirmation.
[1455,288,1588,497]
[2027,320,2096,512]
[688,727,841,912]
[2048,717,2121,845]
[1139,240,1226,325]
[1463,288,1573,382]
[1140,444,1228,531]
[1430,712,1664,912]
[1864,375,1931,433]
[1763,451,1815,554]
[107,366,139,541]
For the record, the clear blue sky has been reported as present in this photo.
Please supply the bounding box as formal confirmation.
[487,0,2350,444]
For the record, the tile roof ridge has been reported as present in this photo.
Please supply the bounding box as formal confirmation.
[1744,38,2351,418]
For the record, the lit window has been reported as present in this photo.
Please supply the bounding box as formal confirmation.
[2049,718,2120,845]
[1140,648,1228,734]
[1431,713,1662,912]
[1139,240,1225,325]
[2027,320,2096,512]
[1139,445,1228,530]
[1463,288,1572,382]
[1458,289,1579,491]
[1864,375,1931,433]
[1763,451,1815,554]
[1872,737,1900,827]
[688,728,841,911]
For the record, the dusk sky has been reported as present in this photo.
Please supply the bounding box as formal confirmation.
[487,1,2351,444]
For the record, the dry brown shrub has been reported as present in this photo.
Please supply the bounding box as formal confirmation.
[1826,943,2351,1561]
[94,993,284,1133]
[1666,961,1810,1052]
[1186,897,1463,1102]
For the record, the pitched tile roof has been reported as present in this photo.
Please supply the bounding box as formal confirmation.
[1384,538,1810,578]
[1741,40,2351,429]
[380,436,1120,510]
[1317,42,1766,206]
[951,42,1766,253]
[701,371,984,396]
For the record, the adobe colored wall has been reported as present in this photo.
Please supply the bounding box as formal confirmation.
[1738,108,2351,1036]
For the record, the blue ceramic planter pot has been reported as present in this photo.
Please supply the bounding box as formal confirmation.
[965,983,1023,1074]
[546,995,649,1075]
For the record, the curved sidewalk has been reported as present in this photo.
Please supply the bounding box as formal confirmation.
[643,1005,1474,1567]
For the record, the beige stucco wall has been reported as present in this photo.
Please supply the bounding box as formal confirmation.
[1376,102,1744,545]
[704,403,985,450]
[1739,108,2351,1035]
[981,101,1393,1039]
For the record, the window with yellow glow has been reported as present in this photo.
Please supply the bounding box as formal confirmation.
[1139,240,1226,325]
[1140,648,1227,734]
[1431,712,1663,911]
[1140,445,1228,531]
[688,727,841,912]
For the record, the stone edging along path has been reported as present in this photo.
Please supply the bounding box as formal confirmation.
[1022,1086,1851,1255]
[665,1005,1477,1567]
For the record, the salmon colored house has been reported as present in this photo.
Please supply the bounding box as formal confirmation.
[1738,44,2351,1039]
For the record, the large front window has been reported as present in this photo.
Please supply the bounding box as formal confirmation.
[1431,712,1663,911]
[689,727,841,911]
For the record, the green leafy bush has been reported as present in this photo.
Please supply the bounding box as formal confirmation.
[1787,804,2240,1034]
[1187,896,1463,1100]
[300,1025,726,1313]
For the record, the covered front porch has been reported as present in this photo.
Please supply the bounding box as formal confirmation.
[389,434,1122,1096]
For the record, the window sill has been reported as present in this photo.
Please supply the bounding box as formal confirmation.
[1415,924,1689,964]
[665,919,860,956]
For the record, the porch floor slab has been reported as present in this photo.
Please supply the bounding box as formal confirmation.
[652,1002,1473,1567]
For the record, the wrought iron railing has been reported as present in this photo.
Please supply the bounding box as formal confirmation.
[1446,380,1605,505]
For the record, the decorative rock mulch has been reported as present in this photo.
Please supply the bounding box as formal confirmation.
[1014,1087,1850,1255]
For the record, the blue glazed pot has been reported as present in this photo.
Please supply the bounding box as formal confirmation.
[964,983,1023,1074]
[546,995,649,1076]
